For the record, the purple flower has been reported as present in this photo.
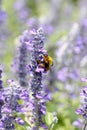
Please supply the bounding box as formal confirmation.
[17,34,28,87]
[26,17,39,30]
[0,67,4,119]
[73,119,82,128]
[29,28,45,95]
[0,115,15,130]
[24,28,50,129]
[0,80,26,130]
[29,28,46,128]
[0,10,7,24]
[76,85,87,119]
[81,78,87,82]
[57,68,67,82]
[16,117,25,125]
[74,18,87,59]
[13,0,29,22]
[0,67,3,89]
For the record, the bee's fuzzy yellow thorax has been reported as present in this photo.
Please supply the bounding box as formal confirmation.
[48,56,53,66]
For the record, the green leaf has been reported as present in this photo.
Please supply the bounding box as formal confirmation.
[45,112,54,126]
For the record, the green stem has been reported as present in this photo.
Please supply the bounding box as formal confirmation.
[48,122,54,130]
[35,99,39,130]
[82,120,87,130]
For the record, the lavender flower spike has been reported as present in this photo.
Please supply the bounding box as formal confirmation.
[18,34,28,87]
[30,28,45,95]
[0,80,24,130]
[0,66,3,89]
[0,66,4,119]
[28,28,49,129]
[76,79,87,130]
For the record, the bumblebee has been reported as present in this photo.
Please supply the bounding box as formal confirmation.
[37,54,53,72]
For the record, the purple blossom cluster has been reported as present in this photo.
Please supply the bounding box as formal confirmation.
[19,28,51,129]
[0,27,52,130]
[0,0,7,40]
[2,0,87,130]
[54,19,87,96]
[0,66,4,119]
[76,79,87,119]
[73,18,87,61]
[14,0,29,23]
[0,66,31,130]
[18,36,28,87]
[0,79,25,130]
[76,78,87,129]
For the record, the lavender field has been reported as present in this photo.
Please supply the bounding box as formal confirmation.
[0,0,87,130]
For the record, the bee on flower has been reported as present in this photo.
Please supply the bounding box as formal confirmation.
[36,53,53,73]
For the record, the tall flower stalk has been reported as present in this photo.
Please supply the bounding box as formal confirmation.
[76,78,87,130]
[25,28,50,130]
[17,33,28,87]
[0,80,25,130]
[0,66,4,119]
[0,67,31,130]
[30,28,45,129]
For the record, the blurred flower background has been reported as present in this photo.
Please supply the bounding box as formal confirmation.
[0,0,87,130]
